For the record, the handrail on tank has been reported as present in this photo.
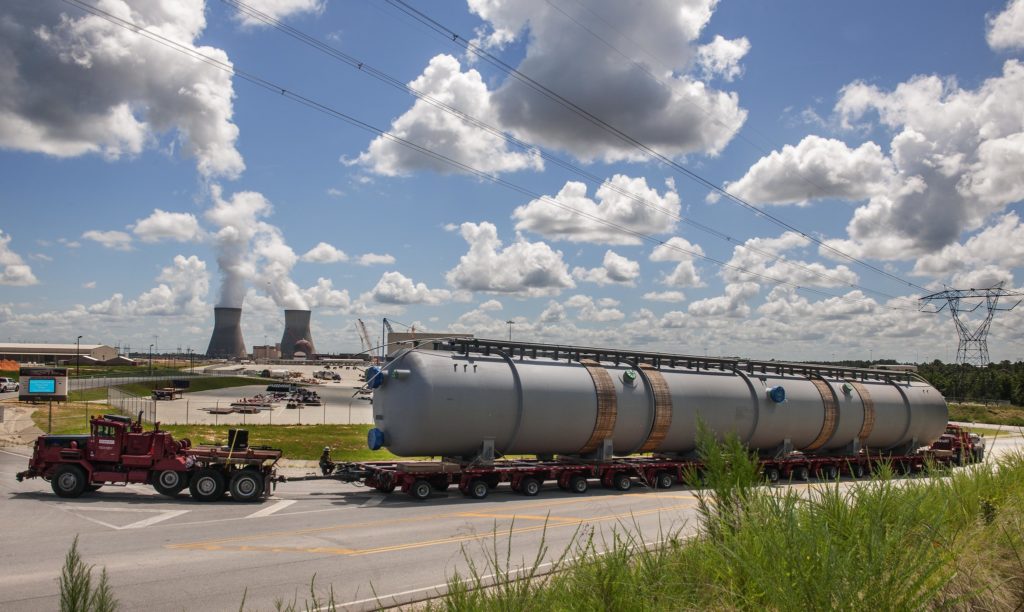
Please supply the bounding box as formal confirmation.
[428,338,924,385]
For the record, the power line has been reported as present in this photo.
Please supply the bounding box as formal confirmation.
[382,0,931,295]
[61,0,921,314]
[220,0,918,306]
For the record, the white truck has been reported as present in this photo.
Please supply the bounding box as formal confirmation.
[0,377,19,392]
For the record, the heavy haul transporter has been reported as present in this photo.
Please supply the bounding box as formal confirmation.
[321,338,984,500]
[17,412,281,501]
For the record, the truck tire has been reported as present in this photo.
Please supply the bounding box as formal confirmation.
[763,466,781,484]
[189,468,226,502]
[466,479,489,499]
[409,479,432,500]
[792,466,810,481]
[569,474,589,494]
[821,465,839,481]
[519,477,541,496]
[51,465,87,498]
[655,471,674,489]
[229,471,264,502]
[850,464,865,479]
[612,472,632,491]
[153,470,188,497]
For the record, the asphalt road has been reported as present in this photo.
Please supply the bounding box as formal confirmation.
[2,431,1022,612]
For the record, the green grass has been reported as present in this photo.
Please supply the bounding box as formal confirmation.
[160,423,399,462]
[28,403,396,461]
[68,388,109,402]
[950,401,1024,427]
[429,430,1024,611]
[116,376,266,397]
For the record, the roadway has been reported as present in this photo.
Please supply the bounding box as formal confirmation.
[1,431,1022,611]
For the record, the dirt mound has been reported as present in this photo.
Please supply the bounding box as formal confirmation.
[0,360,18,372]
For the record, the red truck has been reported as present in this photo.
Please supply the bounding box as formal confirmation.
[16,413,281,502]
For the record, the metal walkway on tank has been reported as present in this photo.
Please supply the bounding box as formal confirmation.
[424,338,922,385]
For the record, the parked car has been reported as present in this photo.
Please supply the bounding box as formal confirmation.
[0,377,19,392]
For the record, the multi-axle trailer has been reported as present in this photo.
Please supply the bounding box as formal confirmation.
[306,423,984,501]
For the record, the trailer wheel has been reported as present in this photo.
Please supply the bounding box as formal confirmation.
[655,471,674,489]
[229,471,264,502]
[51,465,87,498]
[568,474,589,494]
[154,470,188,497]
[763,467,780,484]
[519,477,541,496]
[612,472,632,491]
[189,468,226,502]
[850,464,865,479]
[793,466,810,481]
[821,465,839,481]
[409,479,432,501]
[466,479,489,499]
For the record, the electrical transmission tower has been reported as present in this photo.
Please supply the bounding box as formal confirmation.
[919,283,1023,367]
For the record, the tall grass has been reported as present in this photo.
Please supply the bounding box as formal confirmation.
[59,536,118,612]
[428,430,1024,611]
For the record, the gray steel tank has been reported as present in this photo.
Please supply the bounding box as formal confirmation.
[366,342,947,459]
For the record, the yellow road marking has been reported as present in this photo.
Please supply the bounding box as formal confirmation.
[455,512,583,522]
[167,500,697,557]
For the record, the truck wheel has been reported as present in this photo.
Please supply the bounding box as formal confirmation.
[655,471,674,489]
[409,479,432,500]
[850,464,865,479]
[822,465,839,480]
[612,472,632,491]
[569,474,589,494]
[519,477,541,496]
[229,471,264,502]
[189,468,226,502]
[793,466,810,481]
[51,465,87,498]
[466,479,489,499]
[154,470,188,497]
[763,467,781,484]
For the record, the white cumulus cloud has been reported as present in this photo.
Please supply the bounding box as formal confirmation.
[0,2,244,178]
[132,209,203,243]
[468,0,748,161]
[82,229,133,251]
[987,0,1024,51]
[366,271,451,305]
[514,175,680,245]
[354,54,543,176]
[572,250,640,286]
[302,242,349,263]
[445,222,574,296]
[0,229,38,285]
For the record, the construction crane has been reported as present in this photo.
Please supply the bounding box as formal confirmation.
[355,319,374,356]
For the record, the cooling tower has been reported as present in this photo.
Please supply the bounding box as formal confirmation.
[206,307,248,359]
[280,309,316,359]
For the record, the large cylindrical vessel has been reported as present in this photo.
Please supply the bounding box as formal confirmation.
[369,344,947,459]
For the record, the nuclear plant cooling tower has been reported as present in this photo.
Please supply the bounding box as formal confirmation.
[206,307,247,359]
[280,309,316,359]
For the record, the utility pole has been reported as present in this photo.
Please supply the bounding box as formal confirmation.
[149,344,153,376]
[75,335,82,378]
[506,320,514,341]
[919,282,1024,400]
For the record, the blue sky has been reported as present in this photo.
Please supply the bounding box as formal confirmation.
[1,0,1023,362]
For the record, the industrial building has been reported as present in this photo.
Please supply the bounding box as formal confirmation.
[0,343,119,364]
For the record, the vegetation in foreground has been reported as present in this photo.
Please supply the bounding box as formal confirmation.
[59,536,118,612]
[431,430,1024,611]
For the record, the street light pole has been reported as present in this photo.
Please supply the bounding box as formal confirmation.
[149,344,153,376]
[75,335,82,378]
[506,320,514,341]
